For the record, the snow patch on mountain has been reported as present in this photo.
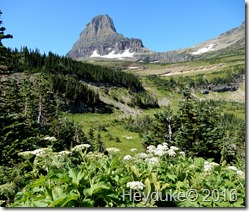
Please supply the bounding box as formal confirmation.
[90,49,134,58]
[191,44,215,55]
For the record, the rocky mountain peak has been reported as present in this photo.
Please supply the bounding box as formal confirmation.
[83,14,117,38]
[66,14,151,60]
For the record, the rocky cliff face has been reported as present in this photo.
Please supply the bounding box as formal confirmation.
[66,15,152,59]
[66,15,245,63]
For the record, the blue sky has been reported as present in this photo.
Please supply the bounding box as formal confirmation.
[1,0,245,56]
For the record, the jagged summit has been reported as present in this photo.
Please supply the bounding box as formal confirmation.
[83,15,117,38]
[66,14,152,60]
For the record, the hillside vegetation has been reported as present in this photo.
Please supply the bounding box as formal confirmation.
[0,12,245,207]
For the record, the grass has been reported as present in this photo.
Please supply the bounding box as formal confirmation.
[65,112,145,157]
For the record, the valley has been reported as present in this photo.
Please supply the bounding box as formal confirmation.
[62,44,245,158]
[0,11,245,207]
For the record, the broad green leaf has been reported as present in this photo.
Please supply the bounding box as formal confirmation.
[161,183,170,190]
[130,166,140,179]
[49,194,79,207]
[33,201,48,207]
[68,168,85,186]
[144,178,151,195]
[167,174,177,181]
[150,173,157,183]
[84,182,109,197]
[176,181,186,190]
[80,198,94,207]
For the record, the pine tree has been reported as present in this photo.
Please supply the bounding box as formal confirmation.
[143,105,174,147]
[0,10,13,46]
[174,97,224,162]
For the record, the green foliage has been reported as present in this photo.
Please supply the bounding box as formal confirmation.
[0,75,94,166]
[50,74,101,113]
[121,114,152,134]
[1,47,144,92]
[143,95,244,163]
[147,63,245,93]
[144,106,174,147]
[0,164,32,206]
[128,92,159,109]
[174,98,224,162]
[3,142,245,207]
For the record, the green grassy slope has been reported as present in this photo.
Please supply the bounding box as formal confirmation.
[65,48,245,156]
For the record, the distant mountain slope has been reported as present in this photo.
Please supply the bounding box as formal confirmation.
[188,21,245,55]
[66,15,245,63]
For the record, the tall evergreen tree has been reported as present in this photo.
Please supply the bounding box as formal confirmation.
[143,105,174,147]
[0,10,13,46]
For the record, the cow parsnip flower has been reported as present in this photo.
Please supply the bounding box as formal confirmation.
[59,150,72,156]
[18,151,35,159]
[236,170,244,176]
[227,166,238,171]
[106,147,120,153]
[136,153,148,159]
[72,144,91,152]
[168,149,176,157]
[44,136,57,142]
[127,181,145,190]
[170,146,179,151]
[146,157,160,165]
[203,161,219,172]
[124,155,132,161]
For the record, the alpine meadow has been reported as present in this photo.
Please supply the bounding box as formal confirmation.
[0,10,246,207]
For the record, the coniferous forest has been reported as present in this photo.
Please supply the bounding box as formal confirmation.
[0,11,246,207]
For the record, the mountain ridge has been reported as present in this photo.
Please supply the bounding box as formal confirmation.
[66,15,245,63]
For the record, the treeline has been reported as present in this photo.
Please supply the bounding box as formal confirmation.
[1,47,144,92]
[0,75,94,166]
[147,63,245,92]
[49,74,107,113]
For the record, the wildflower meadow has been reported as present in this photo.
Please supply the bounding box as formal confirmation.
[1,136,245,207]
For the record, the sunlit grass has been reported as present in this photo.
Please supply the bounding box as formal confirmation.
[64,112,145,156]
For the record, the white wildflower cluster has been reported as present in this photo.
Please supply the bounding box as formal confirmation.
[146,145,156,153]
[124,155,133,161]
[170,146,179,151]
[18,151,35,159]
[86,152,107,160]
[59,150,72,156]
[71,144,91,152]
[178,151,185,156]
[122,143,184,166]
[168,149,176,157]
[227,166,244,176]
[44,136,57,142]
[127,181,145,190]
[145,157,160,165]
[33,149,45,156]
[137,153,148,159]
[236,170,244,176]
[204,161,219,172]
[227,166,238,171]
[18,147,52,159]
[130,148,137,152]
[146,143,180,157]
[106,147,120,154]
